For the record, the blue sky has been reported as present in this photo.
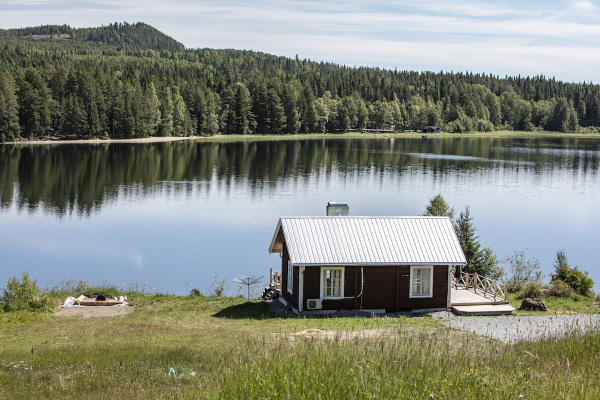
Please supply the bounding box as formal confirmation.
[2,0,600,83]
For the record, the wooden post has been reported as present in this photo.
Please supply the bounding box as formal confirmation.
[355,267,359,309]
[474,273,478,293]
[395,266,400,310]
[270,268,274,287]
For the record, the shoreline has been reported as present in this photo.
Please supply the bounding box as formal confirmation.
[1,136,202,145]
[2,130,599,145]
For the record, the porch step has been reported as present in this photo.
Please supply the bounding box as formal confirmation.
[451,300,509,306]
[451,304,516,316]
[261,286,280,301]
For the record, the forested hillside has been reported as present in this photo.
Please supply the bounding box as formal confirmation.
[0,22,184,52]
[0,23,599,141]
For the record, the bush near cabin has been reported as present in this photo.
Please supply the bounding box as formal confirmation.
[551,251,594,297]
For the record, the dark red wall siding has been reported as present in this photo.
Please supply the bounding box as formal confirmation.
[280,243,299,310]
[279,240,449,311]
[300,264,448,311]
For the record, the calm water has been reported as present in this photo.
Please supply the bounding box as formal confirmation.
[1,136,599,295]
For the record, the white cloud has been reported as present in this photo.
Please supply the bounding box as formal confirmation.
[570,0,598,12]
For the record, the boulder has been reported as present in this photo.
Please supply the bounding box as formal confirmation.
[519,298,547,311]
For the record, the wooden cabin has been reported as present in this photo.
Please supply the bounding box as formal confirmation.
[422,126,440,134]
[268,216,466,314]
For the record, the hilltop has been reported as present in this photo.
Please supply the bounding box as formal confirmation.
[0,22,184,52]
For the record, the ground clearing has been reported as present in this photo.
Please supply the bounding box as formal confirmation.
[53,305,133,318]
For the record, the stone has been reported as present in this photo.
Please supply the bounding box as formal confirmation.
[519,298,547,311]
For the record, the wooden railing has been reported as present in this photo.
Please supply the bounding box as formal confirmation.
[451,270,507,302]
[269,268,281,290]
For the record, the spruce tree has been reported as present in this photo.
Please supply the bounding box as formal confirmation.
[143,82,161,136]
[0,73,20,140]
[159,87,174,137]
[423,194,454,220]
[232,82,252,134]
[172,86,191,136]
[455,206,483,274]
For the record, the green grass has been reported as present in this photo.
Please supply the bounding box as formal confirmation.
[191,130,600,143]
[7,129,599,146]
[1,293,599,399]
[508,293,600,315]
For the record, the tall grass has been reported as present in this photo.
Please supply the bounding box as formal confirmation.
[217,328,600,399]
[1,294,599,399]
[47,279,155,298]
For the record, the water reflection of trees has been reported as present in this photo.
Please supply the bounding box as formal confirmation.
[0,137,598,216]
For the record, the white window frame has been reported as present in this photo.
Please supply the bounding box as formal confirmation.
[409,265,434,298]
[287,261,293,294]
[320,267,345,299]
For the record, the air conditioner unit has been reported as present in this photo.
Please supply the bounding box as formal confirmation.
[306,299,322,310]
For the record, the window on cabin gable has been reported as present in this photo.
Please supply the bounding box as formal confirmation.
[410,266,433,298]
[321,267,344,298]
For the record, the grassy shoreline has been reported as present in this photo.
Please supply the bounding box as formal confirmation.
[2,130,600,146]
[1,292,599,399]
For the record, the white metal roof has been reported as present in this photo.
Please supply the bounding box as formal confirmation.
[269,216,466,266]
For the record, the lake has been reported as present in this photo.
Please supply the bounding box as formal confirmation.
[1,136,599,296]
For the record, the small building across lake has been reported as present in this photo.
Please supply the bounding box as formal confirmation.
[268,216,467,314]
[422,126,440,134]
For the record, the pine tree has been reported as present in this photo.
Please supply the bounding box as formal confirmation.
[282,84,301,134]
[0,73,20,140]
[86,99,101,137]
[253,80,269,134]
[143,82,161,136]
[356,98,368,130]
[159,87,174,137]
[423,194,454,220]
[172,86,191,136]
[61,94,87,136]
[455,206,483,274]
[266,88,285,134]
[232,82,252,134]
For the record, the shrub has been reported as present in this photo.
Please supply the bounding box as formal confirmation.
[210,277,227,297]
[190,288,203,296]
[1,271,52,312]
[546,279,575,298]
[478,247,505,281]
[516,282,545,300]
[551,251,594,297]
[503,250,542,293]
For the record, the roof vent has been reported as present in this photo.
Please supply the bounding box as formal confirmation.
[327,202,349,216]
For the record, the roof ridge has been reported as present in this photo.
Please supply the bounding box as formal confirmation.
[279,216,449,219]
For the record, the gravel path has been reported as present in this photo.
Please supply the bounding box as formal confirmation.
[442,314,600,343]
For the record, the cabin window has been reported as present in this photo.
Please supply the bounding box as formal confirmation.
[287,261,293,294]
[410,266,433,298]
[321,267,344,298]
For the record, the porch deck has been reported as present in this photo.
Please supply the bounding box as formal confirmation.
[450,287,515,315]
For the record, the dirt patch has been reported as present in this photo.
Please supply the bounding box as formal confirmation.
[53,306,133,319]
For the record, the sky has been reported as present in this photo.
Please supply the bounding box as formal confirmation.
[1,0,600,83]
